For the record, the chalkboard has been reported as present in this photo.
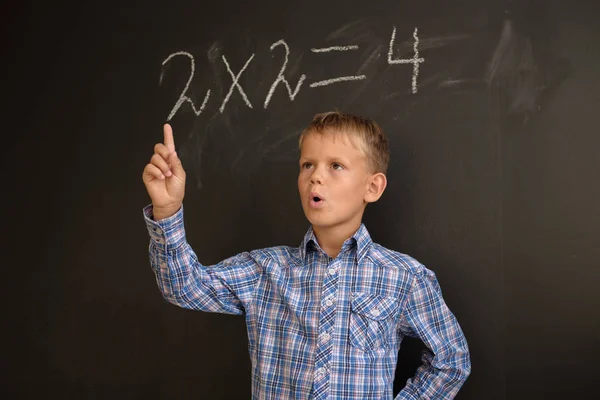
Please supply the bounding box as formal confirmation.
[4,1,599,399]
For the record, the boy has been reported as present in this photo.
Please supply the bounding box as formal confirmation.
[142,112,471,399]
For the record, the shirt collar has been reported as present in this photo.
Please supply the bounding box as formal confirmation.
[299,223,372,263]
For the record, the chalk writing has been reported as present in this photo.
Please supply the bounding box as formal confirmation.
[311,45,360,52]
[309,44,366,88]
[264,40,307,109]
[388,26,424,94]
[219,54,255,113]
[161,26,424,121]
[310,75,367,88]
[162,51,211,120]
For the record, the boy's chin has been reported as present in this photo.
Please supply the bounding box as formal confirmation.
[304,212,364,232]
[304,215,340,230]
[304,214,329,228]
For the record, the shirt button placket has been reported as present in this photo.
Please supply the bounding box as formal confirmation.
[313,257,339,399]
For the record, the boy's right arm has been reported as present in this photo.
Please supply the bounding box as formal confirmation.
[142,125,261,315]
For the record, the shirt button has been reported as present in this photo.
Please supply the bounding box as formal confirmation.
[372,308,381,317]
[321,332,331,342]
[325,299,333,307]
[316,367,326,376]
[328,268,336,275]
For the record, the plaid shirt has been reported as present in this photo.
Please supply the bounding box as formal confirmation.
[144,205,470,399]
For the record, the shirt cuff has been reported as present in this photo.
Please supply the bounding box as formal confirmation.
[142,204,187,251]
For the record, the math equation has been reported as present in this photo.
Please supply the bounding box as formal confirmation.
[162,26,424,121]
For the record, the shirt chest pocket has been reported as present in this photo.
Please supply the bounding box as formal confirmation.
[349,292,400,352]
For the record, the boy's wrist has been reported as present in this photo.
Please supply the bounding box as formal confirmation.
[152,204,181,221]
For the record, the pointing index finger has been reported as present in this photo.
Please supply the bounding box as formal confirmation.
[163,123,175,153]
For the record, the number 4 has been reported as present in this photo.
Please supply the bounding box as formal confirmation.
[388,27,425,94]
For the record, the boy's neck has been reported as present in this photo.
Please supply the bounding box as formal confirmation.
[312,221,362,259]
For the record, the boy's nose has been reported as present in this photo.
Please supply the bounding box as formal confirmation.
[310,170,322,184]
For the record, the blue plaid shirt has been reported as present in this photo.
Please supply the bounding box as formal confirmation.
[144,204,470,399]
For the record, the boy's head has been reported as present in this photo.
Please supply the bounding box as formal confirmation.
[298,111,389,174]
[297,111,389,234]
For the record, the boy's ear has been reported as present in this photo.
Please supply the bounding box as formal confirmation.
[364,172,387,203]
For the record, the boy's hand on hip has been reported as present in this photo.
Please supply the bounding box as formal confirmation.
[142,124,186,220]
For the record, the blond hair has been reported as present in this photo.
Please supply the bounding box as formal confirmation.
[298,111,389,174]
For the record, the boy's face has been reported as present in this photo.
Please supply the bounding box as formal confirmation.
[298,130,373,232]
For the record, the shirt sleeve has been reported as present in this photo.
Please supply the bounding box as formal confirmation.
[394,267,471,400]
[143,204,262,315]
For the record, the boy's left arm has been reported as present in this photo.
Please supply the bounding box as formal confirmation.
[395,267,471,400]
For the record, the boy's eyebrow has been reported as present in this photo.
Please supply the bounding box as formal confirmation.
[299,155,353,165]
[329,157,352,165]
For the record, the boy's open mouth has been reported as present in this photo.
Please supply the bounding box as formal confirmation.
[309,192,325,208]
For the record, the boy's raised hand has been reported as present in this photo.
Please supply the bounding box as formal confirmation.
[142,124,186,220]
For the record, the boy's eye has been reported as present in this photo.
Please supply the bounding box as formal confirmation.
[302,162,313,169]
[332,163,344,170]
